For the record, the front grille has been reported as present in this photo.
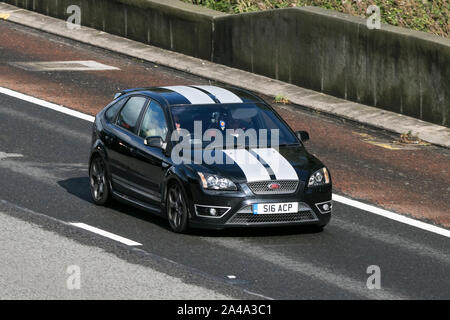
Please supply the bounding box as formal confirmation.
[247,180,299,195]
[227,204,318,225]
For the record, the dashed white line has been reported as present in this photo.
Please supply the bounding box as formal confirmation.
[0,152,23,160]
[1,86,449,238]
[70,222,142,246]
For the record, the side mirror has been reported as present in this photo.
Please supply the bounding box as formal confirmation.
[295,131,309,142]
[144,136,164,149]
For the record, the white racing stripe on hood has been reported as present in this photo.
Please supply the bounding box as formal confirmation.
[252,148,298,181]
[162,86,215,104]
[193,85,243,103]
[223,149,271,182]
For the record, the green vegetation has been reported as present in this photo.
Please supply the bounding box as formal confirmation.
[274,95,289,104]
[181,0,449,38]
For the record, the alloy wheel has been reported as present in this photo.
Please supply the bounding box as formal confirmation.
[89,156,110,205]
[167,184,188,232]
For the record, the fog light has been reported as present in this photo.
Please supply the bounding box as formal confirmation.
[315,201,332,214]
[195,205,230,218]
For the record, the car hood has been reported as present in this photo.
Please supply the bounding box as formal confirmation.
[183,146,324,184]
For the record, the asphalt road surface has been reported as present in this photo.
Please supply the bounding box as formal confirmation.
[0,20,449,300]
[0,93,448,299]
[0,210,235,299]
[1,21,449,227]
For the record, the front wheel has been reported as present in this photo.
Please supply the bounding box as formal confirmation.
[166,183,189,233]
[89,155,111,205]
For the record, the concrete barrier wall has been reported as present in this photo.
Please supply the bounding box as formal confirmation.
[4,1,449,126]
[214,7,449,126]
[8,0,226,60]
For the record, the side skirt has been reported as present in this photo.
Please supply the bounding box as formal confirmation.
[111,190,165,218]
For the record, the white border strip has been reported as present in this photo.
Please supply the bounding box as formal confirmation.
[333,194,450,238]
[0,87,95,122]
[70,222,142,246]
[1,87,449,238]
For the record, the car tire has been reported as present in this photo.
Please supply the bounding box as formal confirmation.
[89,155,111,205]
[166,182,189,233]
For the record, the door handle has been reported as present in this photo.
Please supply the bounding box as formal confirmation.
[162,162,169,169]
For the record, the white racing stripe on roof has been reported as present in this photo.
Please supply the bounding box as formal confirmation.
[252,148,298,181]
[193,85,243,103]
[162,86,215,104]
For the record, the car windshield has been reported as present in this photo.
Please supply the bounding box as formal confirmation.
[170,103,299,148]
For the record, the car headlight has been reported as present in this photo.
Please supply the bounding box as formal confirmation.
[308,168,330,187]
[197,172,237,191]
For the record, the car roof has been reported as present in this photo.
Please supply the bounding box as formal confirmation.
[116,85,265,106]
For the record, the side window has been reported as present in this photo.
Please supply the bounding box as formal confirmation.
[116,96,147,133]
[105,98,127,122]
[139,100,168,140]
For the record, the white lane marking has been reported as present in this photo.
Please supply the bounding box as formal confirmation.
[1,87,449,238]
[0,152,23,160]
[333,194,450,238]
[252,148,298,181]
[243,289,274,300]
[223,149,271,182]
[9,60,120,72]
[162,86,215,104]
[70,223,142,246]
[0,87,95,122]
[193,85,243,103]
[0,198,272,300]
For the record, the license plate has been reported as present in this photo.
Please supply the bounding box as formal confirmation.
[252,202,298,215]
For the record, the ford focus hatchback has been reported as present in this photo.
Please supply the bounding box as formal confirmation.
[89,85,332,233]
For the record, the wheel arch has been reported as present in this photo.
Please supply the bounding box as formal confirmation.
[89,141,113,191]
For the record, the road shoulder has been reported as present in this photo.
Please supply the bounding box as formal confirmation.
[0,199,250,299]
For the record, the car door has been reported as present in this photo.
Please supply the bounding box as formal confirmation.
[107,95,149,196]
[127,99,170,205]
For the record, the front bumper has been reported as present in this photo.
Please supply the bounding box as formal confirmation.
[186,180,332,229]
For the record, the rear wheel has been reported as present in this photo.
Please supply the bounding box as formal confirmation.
[89,155,111,205]
[166,183,189,233]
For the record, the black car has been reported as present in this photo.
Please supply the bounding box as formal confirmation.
[89,85,332,233]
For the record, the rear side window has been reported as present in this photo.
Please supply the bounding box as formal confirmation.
[105,98,127,122]
[116,96,147,133]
